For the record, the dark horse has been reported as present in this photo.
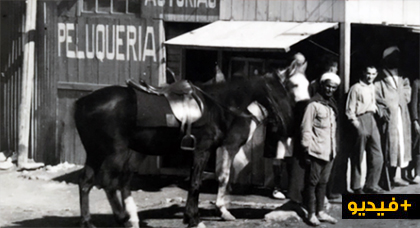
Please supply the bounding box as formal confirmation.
[74,74,294,228]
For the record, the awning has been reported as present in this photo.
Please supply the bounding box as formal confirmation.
[164,21,338,52]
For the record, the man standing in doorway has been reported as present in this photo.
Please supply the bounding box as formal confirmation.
[406,78,420,182]
[346,65,384,194]
[375,46,412,187]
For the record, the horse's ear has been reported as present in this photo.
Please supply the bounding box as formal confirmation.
[278,68,289,85]
[166,67,177,84]
[301,61,308,72]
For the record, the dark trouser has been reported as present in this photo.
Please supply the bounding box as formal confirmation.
[405,155,420,179]
[273,157,293,191]
[404,133,420,179]
[273,160,282,190]
[350,112,383,190]
[287,100,310,204]
[304,156,334,214]
[287,156,306,203]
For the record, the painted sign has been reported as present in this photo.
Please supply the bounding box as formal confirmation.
[145,0,217,8]
[144,0,219,15]
[145,0,217,10]
[58,22,158,62]
[56,17,165,86]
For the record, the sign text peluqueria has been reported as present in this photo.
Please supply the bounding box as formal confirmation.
[58,23,158,62]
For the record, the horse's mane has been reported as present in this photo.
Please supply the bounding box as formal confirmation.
[197,74,287,99]
[185,74,294,138]
[196,75,292,126]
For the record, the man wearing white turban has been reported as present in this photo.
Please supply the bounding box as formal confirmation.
[300,72,340,226]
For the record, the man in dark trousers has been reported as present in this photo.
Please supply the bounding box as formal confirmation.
[406,78,420,182]
[301,72,341,226]
[346,65,384,194]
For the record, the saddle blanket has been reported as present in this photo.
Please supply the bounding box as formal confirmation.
[133,89,180,127]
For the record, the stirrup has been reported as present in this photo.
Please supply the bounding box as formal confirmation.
[181,134,196,151]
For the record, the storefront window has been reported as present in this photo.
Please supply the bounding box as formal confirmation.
[97,0,111,13]
[230,57,266,80]
[112,0,126,13]
[248,61,264,78]
[82,0,95,12]
[81,0,138,14]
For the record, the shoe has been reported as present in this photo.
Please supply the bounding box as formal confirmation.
[404,178,419,185]
[402,176,419,185]
[308,214,321,226]
[412,176,420,183]
[363,187,385,194]
[272,190,286,199]
[392,179,409,187]
[317,211,337,224]
[353,188,364,194]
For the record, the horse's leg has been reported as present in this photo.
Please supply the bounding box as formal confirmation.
[215,118,255,221]
[105,188,131,226]
[121,173,140,228]
[79,165,96,228]
[215,146,236,221]
[183,142,212,228]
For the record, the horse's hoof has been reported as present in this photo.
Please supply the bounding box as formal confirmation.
[81,221,96,228]
[221,211,236,221]
[124,220,139,228]
[183,216,189,224]
[190,222,206,228]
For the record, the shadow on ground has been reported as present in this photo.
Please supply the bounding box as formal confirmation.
[52,169,219,193]
[4,205,273,228]
[52,170,272,197]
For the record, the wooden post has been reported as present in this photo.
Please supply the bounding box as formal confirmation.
[18,0,40,168]
[336,21,351,194]
[158,19,166,86]
[340,21,351,94]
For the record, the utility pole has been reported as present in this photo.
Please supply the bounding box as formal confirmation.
[17,0,43,169]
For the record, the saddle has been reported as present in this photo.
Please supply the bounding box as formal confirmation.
[127,79,204,151]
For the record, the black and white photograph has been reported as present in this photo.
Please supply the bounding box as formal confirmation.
[1,0,420,227]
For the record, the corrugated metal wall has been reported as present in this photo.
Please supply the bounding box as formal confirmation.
[346,0,420,25]
[45,0,218,167]
[51,1,164,165]
[0,1,25,156]
[220,0,344,22]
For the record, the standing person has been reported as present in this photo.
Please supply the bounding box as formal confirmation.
[346,65,384,194]
[375,46,412,187]
[267,52,309,200]
[301,72,340,226]
[406,78,420,182]
[308,56,338,97]
[264,131,291,199]
[307,55,341,200]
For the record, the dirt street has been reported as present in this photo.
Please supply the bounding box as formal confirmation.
[1,163,420,228]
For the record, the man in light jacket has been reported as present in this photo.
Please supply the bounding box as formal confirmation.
[301,72,340,226]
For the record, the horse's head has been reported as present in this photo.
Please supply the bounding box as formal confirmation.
[259,53,310,138]
[277,52,311,103]
[252,75,294,138]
